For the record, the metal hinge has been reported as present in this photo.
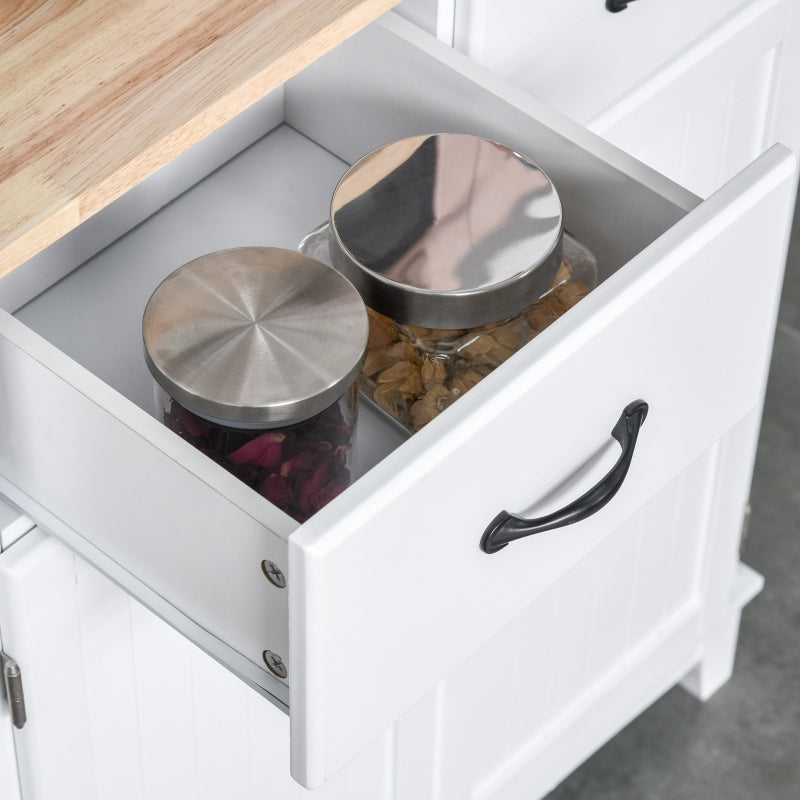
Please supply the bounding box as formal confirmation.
[1,651,26,729]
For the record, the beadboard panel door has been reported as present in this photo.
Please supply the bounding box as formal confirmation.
[587,0,800,198]
[0,645,21,800]
[391,413,765,800]
[0,501,29,800]
[0,528,397,800]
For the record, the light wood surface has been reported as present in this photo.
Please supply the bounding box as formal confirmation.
[0,0,398,278]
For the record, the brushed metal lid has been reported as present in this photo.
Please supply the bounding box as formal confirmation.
[328,133,563,329]
[142,247,368,426]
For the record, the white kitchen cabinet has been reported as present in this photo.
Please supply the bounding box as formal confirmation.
[0,8,796,799]
[0,424,770,799]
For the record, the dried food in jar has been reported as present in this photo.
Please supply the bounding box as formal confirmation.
[298,134,599,434]
[359,260,593,432]
[164,394,355,523]
[143,247,368,522]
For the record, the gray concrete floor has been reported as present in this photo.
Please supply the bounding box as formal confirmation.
[546,197,800,799]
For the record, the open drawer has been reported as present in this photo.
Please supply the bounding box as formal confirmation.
[0,13,795,788]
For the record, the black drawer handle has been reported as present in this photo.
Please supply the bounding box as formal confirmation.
[606,0,639,11]
[480,400,648,554]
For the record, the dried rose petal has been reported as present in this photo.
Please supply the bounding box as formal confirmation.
[165,397,353,523]
[173,404,212,438]
[279,447,318,479]
[259,474,293,508]
[320,402,346,427]
[296,458,335,516]
[310,478,348,512]
[228,432,285,469]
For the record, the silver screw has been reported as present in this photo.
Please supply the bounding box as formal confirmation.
[262,650,288,679]
[261,560,286,588]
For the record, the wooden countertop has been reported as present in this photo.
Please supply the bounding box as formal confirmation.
[0,0,398,278]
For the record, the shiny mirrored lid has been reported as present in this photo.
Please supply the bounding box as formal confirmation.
[143,247,368,426]
[329,133,563,328]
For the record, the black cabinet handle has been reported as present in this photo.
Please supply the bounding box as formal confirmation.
[606,0,639,11]
[480,400,648,554]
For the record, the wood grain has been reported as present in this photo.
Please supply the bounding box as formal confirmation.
[0,0,398,277]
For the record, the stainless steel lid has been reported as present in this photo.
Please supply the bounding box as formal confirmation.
[143,247,368,426]
[328,133,563,329]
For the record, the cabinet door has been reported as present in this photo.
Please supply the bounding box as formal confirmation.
[0,688,19,800]
[0,525,396,800]
[0,500,27,800]
[586,0,800,197]
[0,653,21,800]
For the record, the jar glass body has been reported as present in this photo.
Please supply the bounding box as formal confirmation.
[299,224,598,433]
[156,383,359,523]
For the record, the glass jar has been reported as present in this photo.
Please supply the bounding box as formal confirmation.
[299,133,598,434]
[142,247,368,522]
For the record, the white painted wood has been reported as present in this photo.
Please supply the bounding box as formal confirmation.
[0,530,97,799]
[682,562,764,702]
[71,557,146,800]
[0,525,401,800]
[398,439,752,800]
[290,146,796,785]
[680,409,768,700]
[475,603,704,800]
[0,631,22,800]
[589,0,795,197]
[0,661,21,800]
[682,609,742,703]
[0,499,34,552]
[395,0,451,41]
[392,687,443,800]
[434,619,520,798]
[0,498,31,800]
[466,565,764,800]
[451,0,738,125]
[449,1,800,199]
[0,706,21,800]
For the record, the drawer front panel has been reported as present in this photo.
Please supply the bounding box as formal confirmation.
[290,146,796,784]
